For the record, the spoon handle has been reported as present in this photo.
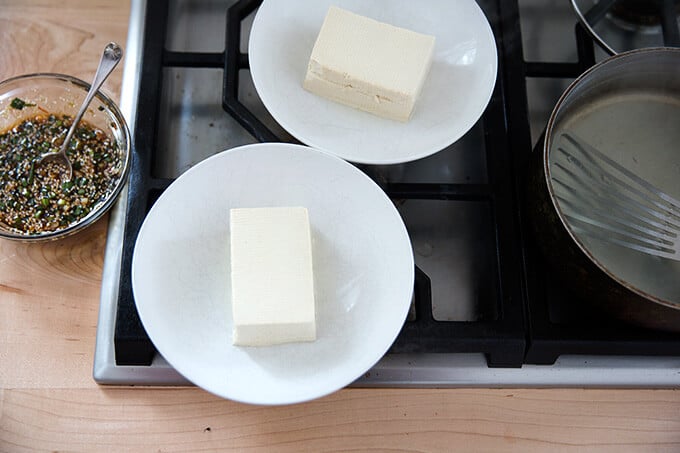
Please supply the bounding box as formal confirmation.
[60,42,123,154]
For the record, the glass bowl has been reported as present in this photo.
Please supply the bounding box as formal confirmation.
[0,73,131,241]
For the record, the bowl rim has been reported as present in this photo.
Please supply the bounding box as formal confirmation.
[0,72,131,241]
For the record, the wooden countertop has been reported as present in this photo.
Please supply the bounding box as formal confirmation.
[1,2,679,451]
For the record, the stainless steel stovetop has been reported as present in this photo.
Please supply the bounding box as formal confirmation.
[93,0,680,387]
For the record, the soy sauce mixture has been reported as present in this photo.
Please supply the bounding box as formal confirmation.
[0,107,122,235]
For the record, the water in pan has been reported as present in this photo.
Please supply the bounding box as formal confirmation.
[550,92,680,304]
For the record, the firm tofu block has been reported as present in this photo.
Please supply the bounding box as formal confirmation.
[230,207,316,346]
[303,6,436,122]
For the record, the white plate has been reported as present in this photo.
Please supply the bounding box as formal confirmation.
[248,0,498,164]
[132,143,414,405]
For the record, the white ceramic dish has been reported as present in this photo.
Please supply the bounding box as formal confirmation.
[248,0,498,165]
[132,143,414,405]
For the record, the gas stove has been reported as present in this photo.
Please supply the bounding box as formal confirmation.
[94,0,680,387]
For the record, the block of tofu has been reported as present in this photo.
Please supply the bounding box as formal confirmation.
[303,6,436,122]
[230,207,316,346]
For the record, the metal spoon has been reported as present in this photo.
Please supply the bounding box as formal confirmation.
[36,42,123,181]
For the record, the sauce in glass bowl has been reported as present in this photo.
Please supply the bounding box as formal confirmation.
[0,108,123,234]
[0,73,130,241]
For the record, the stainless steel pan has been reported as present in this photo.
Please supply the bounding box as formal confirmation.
[528,47,680,332]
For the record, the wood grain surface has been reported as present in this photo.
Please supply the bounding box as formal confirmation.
[2,387,680,452]
[0,1,679,452]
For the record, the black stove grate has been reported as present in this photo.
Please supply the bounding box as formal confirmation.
[113,0,680,368]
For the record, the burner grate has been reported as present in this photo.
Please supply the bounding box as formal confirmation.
[114,0,528,368]
[112,0,680,370]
